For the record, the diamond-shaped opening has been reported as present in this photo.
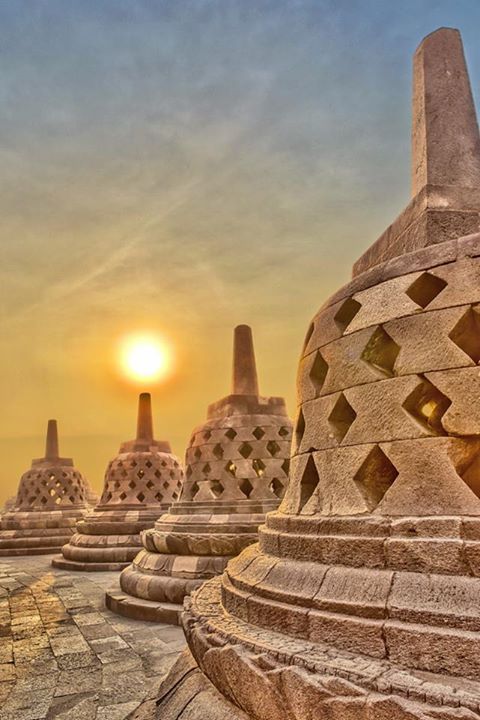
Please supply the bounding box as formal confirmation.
[239,442,253,459]
[121,469,128,477]
[145,460,152,468]
[194,448,202,459]
[119,492,127,501]
[334,297,361,333]
[328,393,356,443]
[295,409,306,450]
[128,479,136,489]
[239,478,253,498]
[146,480,154,489]
[309,350,329,395]
[210,479,224,498]
[406,272,447,309]
[270,477,284,498]
[163,480,169,489]
[402,376,451,435]
[225,428,237,440]
[69,496,75,503]
[354,446,399,511]
[253,459,266,477]
[114,480,120,489]
[203,463,211,475]
[303,322,315,351]
[213,444,224,460]
[252,427,265,440]
[154,492,163,502]
[266,440,281,457]
[449,306,480,363]
[185,465,192,478]
[225,461,237,477]
[130,460,137,467]
[281,458,290,476]
[40,496,48,505]
[299,455,320,511]
[457,450,480,499]
[278,426,290,438]
[203,429,212,440]
[361,326,400,377]
[189,481,199,499]
[136,492,145,502]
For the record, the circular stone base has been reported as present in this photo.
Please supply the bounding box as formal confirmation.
[0,546,64,557]
[105,588,183,625]
[51,556,131,572]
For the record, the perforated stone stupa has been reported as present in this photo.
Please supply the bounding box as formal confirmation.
[52,393,184,571]
[106,325,292,624]
[0,420,90,556]
[155,29,480,720]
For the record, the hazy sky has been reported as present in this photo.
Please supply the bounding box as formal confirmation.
[1,0,480,505]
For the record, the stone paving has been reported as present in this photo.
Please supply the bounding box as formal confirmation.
[0,555,186,720]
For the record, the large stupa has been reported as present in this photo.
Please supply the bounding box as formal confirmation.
[0,420,90,556]
[106,325,292,624]
[153,28,480,720]
[52,393,184,571]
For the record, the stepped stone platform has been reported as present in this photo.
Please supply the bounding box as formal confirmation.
[0,420,90,557]
[53,394,184,571]
[151,28,480,720]
[106,325,292,624]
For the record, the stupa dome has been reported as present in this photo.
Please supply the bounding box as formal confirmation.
[52,393,184,571]
[155,28,480,720]
[106,324,292,624]
[0,420,90,555]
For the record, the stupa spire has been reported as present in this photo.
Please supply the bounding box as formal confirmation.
[136,392,154,442]
[412,27,480,194]
[232,325,259,396]
[353,26,480,277]
[44,419,59,459]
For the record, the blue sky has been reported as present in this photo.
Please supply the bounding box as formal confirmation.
[0,0,479,502]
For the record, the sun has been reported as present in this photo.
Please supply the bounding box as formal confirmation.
[118,333,173,384]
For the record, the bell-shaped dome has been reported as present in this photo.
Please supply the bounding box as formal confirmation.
[52,393,184,571]
[155,28,480,720]
[106,325,292,624]
[0,420,90,555]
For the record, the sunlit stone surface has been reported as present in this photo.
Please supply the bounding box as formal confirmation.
[0,421,91,556]
[52,394,184,571]
[106,326,292,624]
[152,28,480,720]
[0,555,184,719]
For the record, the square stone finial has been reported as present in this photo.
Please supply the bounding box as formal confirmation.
[232,325,259,396]
[412,28,480,194]
[353,28,480,277]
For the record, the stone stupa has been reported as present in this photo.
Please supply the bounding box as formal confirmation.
[153,28,480,720]
[52,393,184,571]
[106,325,292,624]
[0,420,90,556]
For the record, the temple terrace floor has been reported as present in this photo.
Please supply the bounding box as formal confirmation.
[0,555,185,720]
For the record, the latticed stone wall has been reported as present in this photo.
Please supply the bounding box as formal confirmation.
[182,416,291,504]
[15,465,89,510]
[100,451,183,507]
[282,250,480,517]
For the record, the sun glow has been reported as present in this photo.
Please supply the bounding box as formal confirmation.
[118,333,173,384]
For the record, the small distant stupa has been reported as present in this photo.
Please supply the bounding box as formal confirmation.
[106,325,292,624]
[52,393,184,571]
[0,420,90,555]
